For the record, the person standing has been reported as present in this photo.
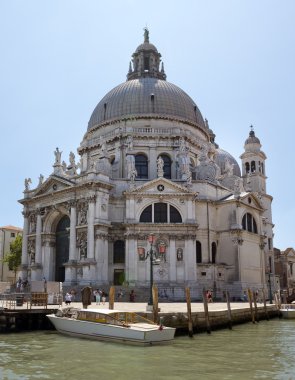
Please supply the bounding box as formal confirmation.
[129,289,135,302]
[95,289,101,305]
[101,289,107,305]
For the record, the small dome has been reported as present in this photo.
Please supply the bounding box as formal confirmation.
[135,42,158,53]
[214,148,241,177]
[88,78,205,131]
[245,129,260,145]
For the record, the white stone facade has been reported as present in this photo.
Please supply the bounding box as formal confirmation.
[19,31,275,300]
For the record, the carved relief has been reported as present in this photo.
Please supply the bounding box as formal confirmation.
[78,201,88,225]
[77,231,87,259]
[29,213,37,233]
[28,239,35,263]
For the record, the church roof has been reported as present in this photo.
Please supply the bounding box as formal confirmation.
[88,78,205,131]
[87,29,205,132]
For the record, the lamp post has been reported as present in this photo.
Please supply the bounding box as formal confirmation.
[137,234,163,307]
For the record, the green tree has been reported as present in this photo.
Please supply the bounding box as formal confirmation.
[3,234,22,282]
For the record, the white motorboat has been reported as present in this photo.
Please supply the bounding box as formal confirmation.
[280,304,295,319]
[47,308,175,345]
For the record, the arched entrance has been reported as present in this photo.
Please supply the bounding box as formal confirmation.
[55,216,70,282]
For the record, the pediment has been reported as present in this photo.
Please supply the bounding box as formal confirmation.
[125,177,195,196]
[239,193,264,210]
[285,248,295,258]
[34,175,75,197]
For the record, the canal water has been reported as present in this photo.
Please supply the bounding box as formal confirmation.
[0,319,294,380]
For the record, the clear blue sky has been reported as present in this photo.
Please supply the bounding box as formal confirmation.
[0,0,294,249]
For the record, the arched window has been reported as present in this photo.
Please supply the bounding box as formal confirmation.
[196,241,202,263]
[154,203,167,223]
[245,162,250,174]
[113,240,125,264]
[159,154,172,179]
[139,203,182,223]
[135,154,148,179]
[170,206,182,223]
[242,213,258,234]
[251,160,256,173]
[139,205,152,222]
[212,242,217,264]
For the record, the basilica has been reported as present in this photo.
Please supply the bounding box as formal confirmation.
[19,30,275,300]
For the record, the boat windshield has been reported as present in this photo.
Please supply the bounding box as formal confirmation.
[77,311,156,326]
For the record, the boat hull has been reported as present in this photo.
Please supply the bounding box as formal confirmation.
[280,309,295,319]
[47,314,175,345]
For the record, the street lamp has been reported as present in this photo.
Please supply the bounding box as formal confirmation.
[137,234,162,306]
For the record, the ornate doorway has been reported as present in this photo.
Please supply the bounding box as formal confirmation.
[55,216,70,282]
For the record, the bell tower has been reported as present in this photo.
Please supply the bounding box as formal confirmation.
[240,126,267,193]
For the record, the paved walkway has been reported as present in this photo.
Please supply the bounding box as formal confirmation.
[56,301,269,313]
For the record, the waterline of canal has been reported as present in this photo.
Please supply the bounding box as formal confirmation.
[0,319,294,380]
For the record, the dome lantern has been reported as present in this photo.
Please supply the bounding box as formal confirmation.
[127,28,166,81]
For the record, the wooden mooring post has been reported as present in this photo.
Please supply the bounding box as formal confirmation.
[262,288,269,320]
[247,288,255,324]
[109,286,115,310]
[202,289,211,334]
[185,287,193,337]
[152,285,159,324]
[225,291,233,330]
[253,290,259,322]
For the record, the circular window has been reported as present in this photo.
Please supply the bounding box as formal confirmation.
[157,184,164,192]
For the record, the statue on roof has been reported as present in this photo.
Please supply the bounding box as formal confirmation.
[54,147,62,165]
[143,27,149,43]
[38,174,44,187]
[24,178,32,191]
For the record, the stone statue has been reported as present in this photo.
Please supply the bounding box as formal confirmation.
[54,147,62,165]
[130,168,137,183]
[24,178,32,191]
[69,151,77,175]
[143,27,149,43]
[62,161,67,172]
[157,156,164,177]
[126,154,136,179]
[100,138,107,157]
[224,158,234,176]
[126,135,133,151]
[38,174,44,187]
[69,151,75,166]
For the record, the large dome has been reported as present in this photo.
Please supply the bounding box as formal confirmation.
[88,78,205,131]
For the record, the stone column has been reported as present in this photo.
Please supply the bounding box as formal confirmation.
[31,210,42,281]
[69,201,77,261]
[149,147,157,179]
[21,209,30,279]
[169,238,176,282]
[185,238,196,283]
[87,196,96,259]
[35,211,42,265]
[126,236,137,286]
[101,237,109,282]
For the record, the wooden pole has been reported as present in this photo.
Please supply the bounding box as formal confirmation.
[202,289,211,334]
[152,285,159,324]
[185,287,194,337]
[253,290,259,322]
[109,286,115,310]
[247,288,255,324]
[262,288,269,321]
[225,291,232,330]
